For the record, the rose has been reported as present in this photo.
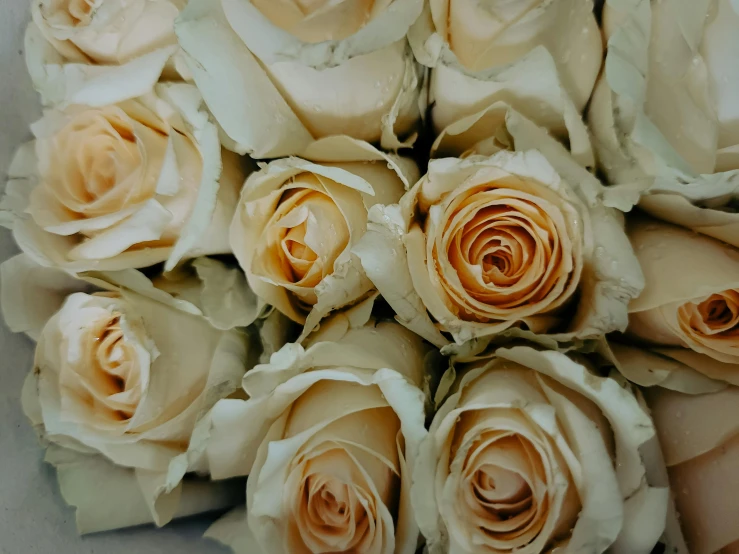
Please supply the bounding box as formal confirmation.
[0,83,244,272]
[413,345,668,554]
[615,215,739,387]
[644,384,739,554]
[230,136,417,339]
[3,259,252,533]
[26,0,189,106]
[408,0,601,166]
[589,0,739,248]
[175,0,424,158]
[200,297,434,554]
[355,116,643,346]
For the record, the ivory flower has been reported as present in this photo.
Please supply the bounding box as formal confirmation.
[409,0,601,167]
[201,298,435,554]
[617,216,739,387]
[355,114,643,346]
[2,259,252,532]
[414,345,668,554]
[26,0,189,106]
[230,136,417,338]
[174,0,424,158]
[589,0,739,247]
[0,83,243,272]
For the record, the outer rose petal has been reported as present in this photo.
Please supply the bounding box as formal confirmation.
[428,52,595,168]
[431,100,590,168]
[589,0,739,244]
[0,253,91,340]
[175,0,424,157]
[41,445,244,534]
[409,0,601,152]
[646,386,739,554]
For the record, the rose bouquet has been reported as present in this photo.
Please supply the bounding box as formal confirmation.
[2,0,739,553]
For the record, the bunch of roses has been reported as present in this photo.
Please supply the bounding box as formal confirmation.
[2,0,739,553]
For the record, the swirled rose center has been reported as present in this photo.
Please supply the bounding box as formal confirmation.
[677,290,739,360]
[60,310,144,427]
[256,178,350,309]
[434,184,579,325]
[694,292,739,333]
[460,433,546,547]
[288,449,388,553]
[90,313,142,422]
[301,472,371,550]
[42,107,151,219]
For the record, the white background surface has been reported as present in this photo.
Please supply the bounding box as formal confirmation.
[0,2,228,552]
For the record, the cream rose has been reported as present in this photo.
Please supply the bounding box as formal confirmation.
[590,0,739,247]
[355,118,643,346]
[174,0,424,158]
[409,0,601,166]
[5,263,252,533]
[619,216,739,386]
[201,298,434,554]
[414,345,668,554]
[645,385,739,554]
[0,83,243,272]
[26,0,189,106]
[231,136,417,339]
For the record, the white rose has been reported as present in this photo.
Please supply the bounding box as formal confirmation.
[174,0,424,158]
[601,216,739,388]
[414,345,668,554]
[354,113,643,346]
[645,384,739,554]
[589,0,739,247]
[27,0,189,106]
[409,0,601,167]
[3,259,252,533]
[201,297,435,554]
[0,83,243,272]
[230,136,417,339]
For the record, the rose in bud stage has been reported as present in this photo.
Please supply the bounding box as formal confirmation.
[355,114,643,346]
[202,298,435,554]
[230,136,417,339]
[0,83,244,272]
[414,345,668,554]
[27,0,189,106]
[590,0,739,247]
